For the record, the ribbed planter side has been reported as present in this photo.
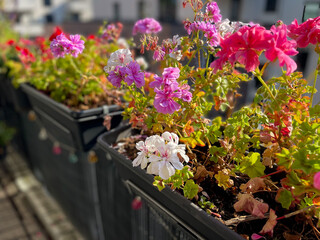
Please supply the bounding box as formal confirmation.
[20,111,102,240]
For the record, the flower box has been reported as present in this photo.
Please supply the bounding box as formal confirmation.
[97,124,244,240]
[21,83,122,151]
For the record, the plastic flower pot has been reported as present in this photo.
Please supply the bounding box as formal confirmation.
[21,83,123,151]
[97,124,245,240]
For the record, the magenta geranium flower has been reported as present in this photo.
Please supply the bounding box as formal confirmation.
[50,33,84,58]
[50,33,71,58]
[211,25,272,72]
[206,2,222,23]
[124,61,145,88]
[68,34,85,57]
[288,17,320,48]
[162,67,180,82]
[154,82,182,114]
[186,21,219,47]
[265,24,298,75]
[133,18,162,35]
[107,66,126,88]
[314,172,320,190]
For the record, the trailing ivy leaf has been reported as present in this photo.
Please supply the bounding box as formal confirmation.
[214,169,234,190]
[239,152,265,178]
[153,176,165,191]
[183,180,199,200]
[276,189,294,209]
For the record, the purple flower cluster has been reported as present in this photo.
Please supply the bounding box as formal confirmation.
[206,2,222,23]
[133,18,162,35]
[185,21,219,47]
[50,33,85,58]
[107,61,145,88]
[150,67,192,114]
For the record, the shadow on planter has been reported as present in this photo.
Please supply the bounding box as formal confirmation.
[97,125,245,240]
[21,83,123,151]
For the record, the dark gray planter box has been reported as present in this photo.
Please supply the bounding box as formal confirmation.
[97,125,244,240]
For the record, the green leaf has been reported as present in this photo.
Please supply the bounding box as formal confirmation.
[276,189,294,209]
[183,180,199,200]
[239,152,265,178]
[153,177,165,191]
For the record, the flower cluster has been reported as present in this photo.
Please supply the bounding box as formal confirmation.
[288,16,320,48]
[150,67,192,114]
[133,132,189,180]
[211,24,298,75]
[132,18,162,35]
[101,22,123,41]
[153,35,183,61]
[105,49,145,88]
[50,33,85,58]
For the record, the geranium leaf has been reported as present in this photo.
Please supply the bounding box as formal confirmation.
[183,180,199,200]
[240,152,265,178]
[276,189,294,209]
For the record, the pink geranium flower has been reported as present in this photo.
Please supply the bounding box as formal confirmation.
[314,172,320,190]
[265,24,298,75]
[154,82,182,114]
[211,25,272,72]
[107,66,126,88]
[50,33,84,58]
[288,17,320,48]
[133,18,162,35]
[125,61,145,87]
[206,2,222,23]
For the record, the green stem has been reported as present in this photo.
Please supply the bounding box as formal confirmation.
[69,57,83,76]
[310,54,320,106]
[256,74,276,101]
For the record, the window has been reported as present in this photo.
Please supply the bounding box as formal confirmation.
[44,0,51,6]
[45,14,53,23]
[159,0,176,23]
[303,3,320,22]
[265,0,277,12]
[70,13,80,22]
[296,51,309,73]
[230,0,240,21]
[113,3,120,21]
[138,1,145,19]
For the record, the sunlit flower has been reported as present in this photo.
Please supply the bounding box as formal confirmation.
[133,132,189,180]
[104,48,132,72]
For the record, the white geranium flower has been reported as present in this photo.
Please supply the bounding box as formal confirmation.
[133,132,188,180]
[104,49,132,72]
[135,56,149,70]
[169,50,182,61]
[171,35,181,46]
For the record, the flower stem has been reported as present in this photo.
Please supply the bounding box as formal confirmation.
[69,57,83,76]
[310,54,320,106]
[256,74,276,101]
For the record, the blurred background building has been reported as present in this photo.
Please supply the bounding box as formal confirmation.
[1,0,320,103]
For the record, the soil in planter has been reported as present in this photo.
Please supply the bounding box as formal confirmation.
[114,135,320,240]
[40,87,123,111]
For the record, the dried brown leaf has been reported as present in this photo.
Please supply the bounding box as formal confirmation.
[240,177,266,193]
[194,165,214,183]
[260,209,277,235]
[234,193,269,218]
